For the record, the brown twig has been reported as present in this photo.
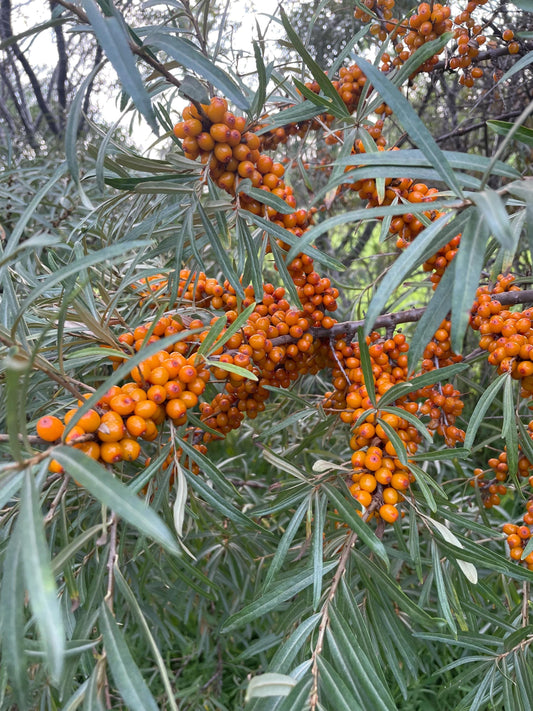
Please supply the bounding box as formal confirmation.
[267,289,533,349]
[44,475,70,524]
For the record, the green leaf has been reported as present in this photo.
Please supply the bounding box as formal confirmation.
[268,613,321,672]
[52,524,104,576]
[114,567,178,711]
[495,49,533,84]
[328,607,397,711]
[323,484,389,565]
[470,189,514,250]
[204,358,258,380]
[451,208,489,351]
[245,673,296,702]
[82,0,158,132]
[265,497,309,588]
[279,9,349,118]
[431,541,457,634]
[148,33,250,110]
[317,656,365,711]
[239,185,295,214]
[100,604,159,711]
[488,119,533,147]
[221,562,336,632]
[0,530,27,709]
[277,678,313,711]
[366,210,469,337]
[20,470,65,683]
[197,201,245,298]
[184,466,263,531]
[251,213,345,272]
[355,57,463,197]
[358,327,377,407]
[464,373,506,450]
[251,40,268,118]
[312,493,326,610]
[407,261,456,371]
[502,374,519,482]
[53,447,180,556]
[377,362,468,407]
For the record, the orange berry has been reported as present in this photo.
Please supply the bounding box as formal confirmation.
[77,409,101,433]
[36,415,64,442]
[165,398,187,420]
[100,442,123,464]
[126,415,148,438]
[120,438,141,462]
[359,474,377,493]
[382,487,399,505]
[379,504,399,524]
[178,365,197,384]
[109,394,136,416]
[354,490,373,508]
[65,425,86,444]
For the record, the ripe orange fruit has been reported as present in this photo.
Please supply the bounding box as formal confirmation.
[36,415,64,442]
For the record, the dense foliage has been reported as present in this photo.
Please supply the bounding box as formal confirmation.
[1,1,533,709]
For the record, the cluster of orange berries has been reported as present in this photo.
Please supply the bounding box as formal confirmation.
[471,444,533,508]
[173,97,311,229]
[354,0,521,88]
[503,520,533,570]
[471,275,533,396]
[322,325,465,522]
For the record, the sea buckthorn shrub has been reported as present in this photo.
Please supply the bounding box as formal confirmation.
[1,1,533,709]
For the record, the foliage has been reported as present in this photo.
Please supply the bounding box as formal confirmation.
[1,1,533,710]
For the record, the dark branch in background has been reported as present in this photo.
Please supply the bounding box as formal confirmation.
[0,0,59,136]
[0,57,39,149]
[50,0,68,130]
[80,43,103,135]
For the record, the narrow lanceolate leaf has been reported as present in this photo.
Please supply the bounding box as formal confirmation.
[82,0,158,132]
[358,327,377,406]
[328,607,398,711]
[502,374,519,482]
[173,459,187,538]
[407,261,456,372]
[277,678,313,711]
[197,201,244,297]
[464,373,506,450]
[0,530,27,709]
[221,562,337,632]
[323,484,388,565]
[488,120,533,148]
[431,541,457,635]
[148,33,250,110]
[53,447,180,556]
[451,209,488,352]
[366,210,469,337]
[114,567,178,711]
[470,189,514,250]
[355,57,463,197]
[245,673,296,702]
[265,497,309,589]
[317,657,365,711]
[20,470,65,683]
[100,604,159,711]
[279,9,349,118]
[268,613,321,672]
[312,493,326,610]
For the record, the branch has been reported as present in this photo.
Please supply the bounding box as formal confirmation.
[50,0,68,128]
[53,0,182,91]
[0,0,60,135]
[268,289,533,348]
